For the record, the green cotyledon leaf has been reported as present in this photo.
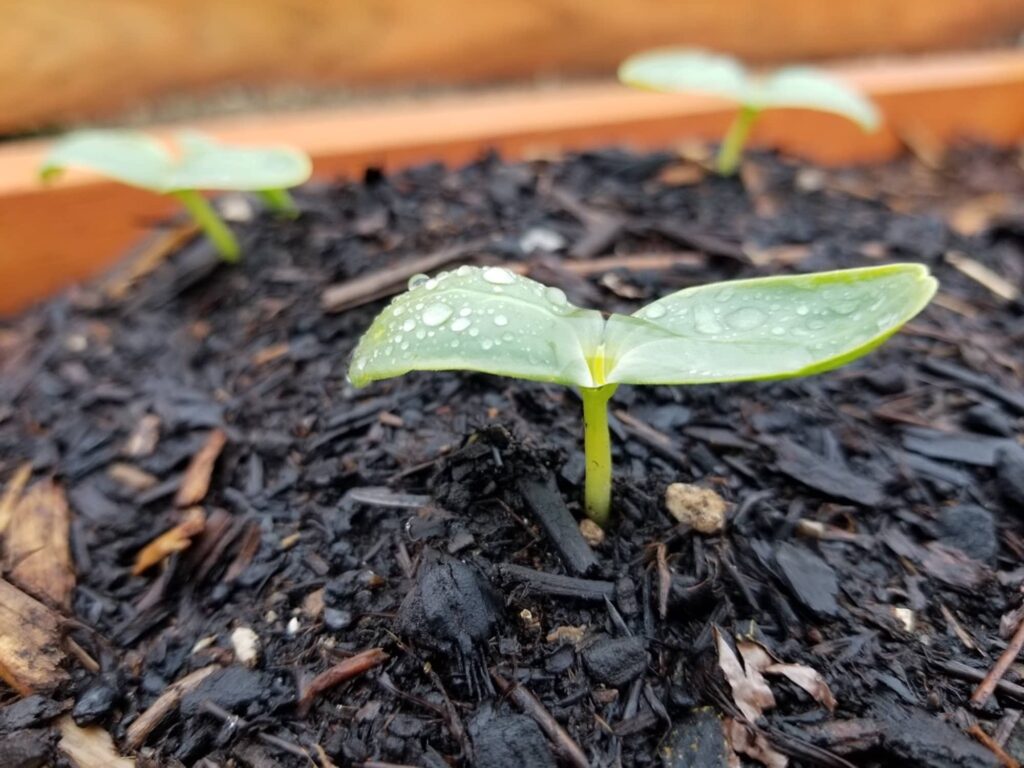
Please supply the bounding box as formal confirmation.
[348,266,605,388]
[601,263,936,385]
[349,264,935,390]
[40,130,311,192]
[618,49,879,131]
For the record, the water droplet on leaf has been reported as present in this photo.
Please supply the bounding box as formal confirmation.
[422,303,453,327]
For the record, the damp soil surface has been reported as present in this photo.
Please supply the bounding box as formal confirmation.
[2,145,1024,768]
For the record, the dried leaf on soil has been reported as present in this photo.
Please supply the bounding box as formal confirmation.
[738,640,837,713]
[0,461,31,536]
[726,718,789,768]
[716,626,775,722]
[132,506,206,575]
[3,478,74,608]
[175,428,227,507]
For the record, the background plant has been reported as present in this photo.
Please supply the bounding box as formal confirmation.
[349,264,936,525]
[41,130,312,262]
[618,49,881,175]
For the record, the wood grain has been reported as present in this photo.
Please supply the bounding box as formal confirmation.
[2,1,1024,132]
[0,578,68,695]
[2,50,1024,316]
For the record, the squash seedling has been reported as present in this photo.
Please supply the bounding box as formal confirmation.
[349,264,936,525]
[618,49,881,175]
[40,130,312,262]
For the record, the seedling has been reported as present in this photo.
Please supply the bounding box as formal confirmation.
[349,264,935,525]
[40,130,312,262]
[618,49,880,175]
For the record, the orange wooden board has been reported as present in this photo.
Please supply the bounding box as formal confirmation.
[3,50,1024,316]
[4,0,1024,132]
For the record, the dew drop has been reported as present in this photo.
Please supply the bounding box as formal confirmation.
[482,266,516,285]
[833,300,860,315]
[468,327,479,337]
[408,273,429,289]
[456,265,473,276]
[544,286,568,306]
[494,314,509,327]
[451,317,471,332]
[402,318,416,332]
[459,307,472,316]
[481,339,493,350]
[694,307,723,334]
[422,303,452,326]
[645,304,667,320]
[726,306,766,330]
[796,305,809,316]
[770,326,785,335]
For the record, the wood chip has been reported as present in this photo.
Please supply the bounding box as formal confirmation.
[945,251,1020,301]
[175,428,227,507]
[107,462,158,492]
[3,479,74,609]
[0,577,68,695]
[132,507,206,575]
[0,461,31,536]
[125,665,219,749]
[123,414,161,458]
[59,715,135,767]
[298,648,388,716]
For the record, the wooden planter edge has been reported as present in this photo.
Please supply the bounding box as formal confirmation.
[3,48,1024,316]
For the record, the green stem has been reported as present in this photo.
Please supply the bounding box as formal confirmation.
[581,384,618,526]
[258,188,299,217]
[173,190,240,263]
[716,105,760,176]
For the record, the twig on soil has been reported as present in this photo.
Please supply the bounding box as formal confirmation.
[936,660,1024,702]
[654,543,670,619]
[613,409,689,469]
[491,670,590,768]
[320,238,493,313]
[972,613,1024,707]
[967,723,1021,768]
[498,564,615,602]
[200,700,313,762]
[125,665,220,749]
[298,647,388,716]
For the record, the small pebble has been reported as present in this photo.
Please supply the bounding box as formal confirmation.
[937,504,997,563]
[231,626,260,666]
[324,607,354,631]
[471,713,556,768]
[664,483,727,533]
[287,616,301,635]
[579,518,605,546]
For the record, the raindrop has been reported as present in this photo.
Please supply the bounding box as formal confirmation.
[456,265,473,276]
[451,317,471,332]
[494,315,509,327]
[796,305,809,316]
[402,319,416,332]
[408,273,429,289]
[424,278,437,290]
[481,339,494,350]
[645,304,667,320]
[694,307,723,334]
[482,266,516,285]
[726,306,766,330]
[459,307,472,316]
[544,286,568,306]
[833,300,860,315]
[469,328,479,337]
[422,303,453,327]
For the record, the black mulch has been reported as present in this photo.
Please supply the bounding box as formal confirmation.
[2,144,1024,767]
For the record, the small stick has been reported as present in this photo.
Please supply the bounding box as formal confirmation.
[654,543,670,619]
[935,661,1024,701]
[298,647,388,715]
[972,614,1024,707]
[967,723,1021,768]
[491,670,589,768]
[126,665,219,749]
[199,700,311,761]
[498,564,615,602]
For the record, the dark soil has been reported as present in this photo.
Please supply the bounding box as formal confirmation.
[2,144,1024,768]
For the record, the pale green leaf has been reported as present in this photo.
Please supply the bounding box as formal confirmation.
[40,130,312,192]
[40,131,170,189]
[618,49,879,130]
[601,264,936,385]
[348,266,605,389]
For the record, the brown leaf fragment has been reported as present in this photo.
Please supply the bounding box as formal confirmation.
[715,627,775,723]
[107,462,158,492]
[4,479,74,609]
[726,718,789,768]
[175,428,227,507]
[125,665,219,749]
[0,577,68,695]
[58,715,135,767]
[764,663,837,713]
[0,461,31,536]
[132,507,206,575]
